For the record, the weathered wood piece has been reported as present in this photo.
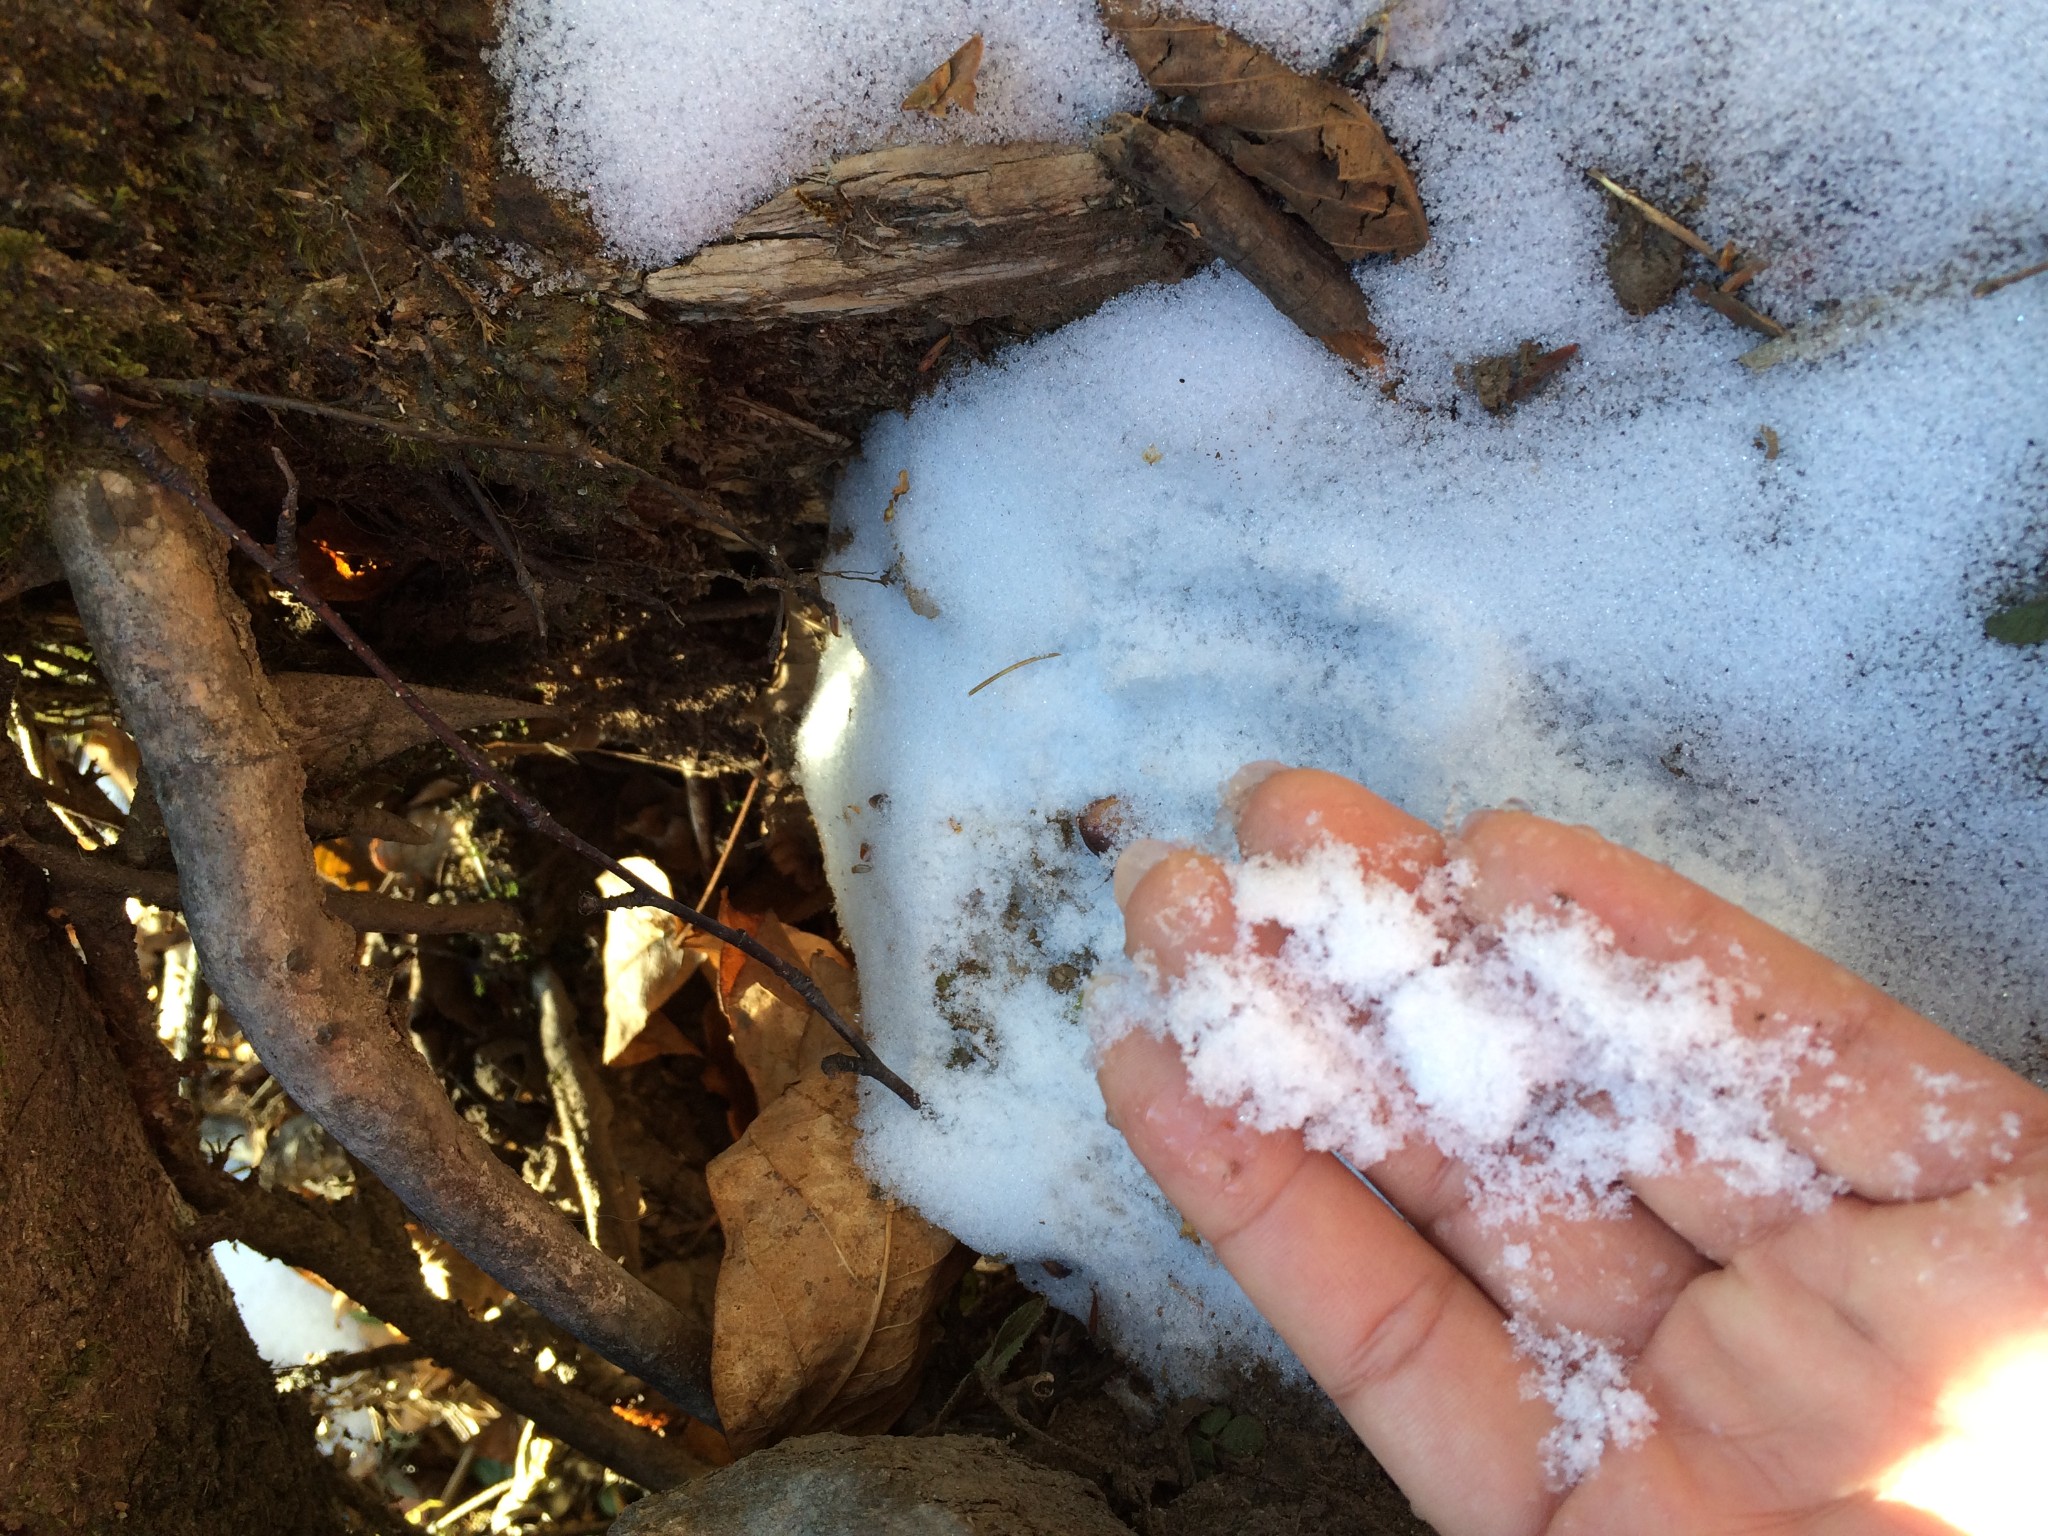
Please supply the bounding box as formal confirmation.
[1094,114,1385,367]
[1102,0,1429,259]
[645,143,1199,327]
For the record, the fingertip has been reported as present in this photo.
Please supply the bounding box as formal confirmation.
[1236,768,1446,889]
[1121,848,1235,974]
[1096,1027,1188,1135]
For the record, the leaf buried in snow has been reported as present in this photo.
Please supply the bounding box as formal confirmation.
[707,1073,963,1453]
[1100,1,1427,258]
[1985,597,2048,648]
[598,855,713,1067]
[713,902,860,1108]
[902,34,983,117]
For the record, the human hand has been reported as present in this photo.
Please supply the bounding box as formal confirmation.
[1097,768,2048,1536]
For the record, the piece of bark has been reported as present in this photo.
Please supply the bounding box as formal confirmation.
[269,670,553,792]
[1457,339,1579,414]
[536,963,641,1273]
[11,832,524,934]
[46,465,717,1427]
[707,1073,964,1454]
[1094,114,1385,367]
[1101,0,1428,259]
[645,142,1200,327]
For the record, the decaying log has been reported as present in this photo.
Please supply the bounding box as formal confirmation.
[645,142,1200,327]
[1094,115,1385,367]
[45,464,719,1426]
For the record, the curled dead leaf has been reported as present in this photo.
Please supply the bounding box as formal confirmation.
[902,33,984,117]
[714,902,860,1109]
[1101,1,1428,258]
[598,855,714,1067]
[707,1073,963,1453]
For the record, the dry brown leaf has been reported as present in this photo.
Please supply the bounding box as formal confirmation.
[707,1072,962,1453]
[1101,1,1428,258]
[901,33,983,116]
[713,902,859,1108]
[598,855,713,1066]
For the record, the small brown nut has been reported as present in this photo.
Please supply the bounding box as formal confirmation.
[1077,795,1128,855]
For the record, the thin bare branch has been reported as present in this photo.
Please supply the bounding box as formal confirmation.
[138,377,792,584]
[7,833,524,935]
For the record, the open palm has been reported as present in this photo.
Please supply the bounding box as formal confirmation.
[1099,769,2048,1536]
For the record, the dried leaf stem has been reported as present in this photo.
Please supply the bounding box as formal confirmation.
[73,381,919,1110]
[1585,170,1720,260]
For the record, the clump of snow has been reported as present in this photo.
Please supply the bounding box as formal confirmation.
[1093,842,1831,1224]
[1507,1319,1658,1488]
[492,0,1379,264]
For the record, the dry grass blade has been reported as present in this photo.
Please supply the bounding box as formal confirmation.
[707,1073,962,1454]
[1101,0,1427,258]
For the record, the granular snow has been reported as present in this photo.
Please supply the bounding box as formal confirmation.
[1507,1319,1658,1488]
[1090,842,1834,1225]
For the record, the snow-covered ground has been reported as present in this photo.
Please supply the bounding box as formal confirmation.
[499,0,2048,1388]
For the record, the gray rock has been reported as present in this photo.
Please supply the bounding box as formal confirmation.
[611,1434,1133,1536]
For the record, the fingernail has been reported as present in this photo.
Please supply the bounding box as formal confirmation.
[1112,839,1175,911]
[1219,760,1288,825]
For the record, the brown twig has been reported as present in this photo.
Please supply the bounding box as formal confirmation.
[695,769,762,910]
[73,381,919,1111]
[174,1153,715,1490]
[1973,258,2048,298]
[534,964,640,1272]
[137,377,791,585]
[1585,169,1720,260]
[7,832,524,935]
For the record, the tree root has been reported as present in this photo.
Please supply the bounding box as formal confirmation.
[46,458,722,1427]
[174,1156,715,1490]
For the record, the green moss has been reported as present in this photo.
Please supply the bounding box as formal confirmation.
[0,230,188,558]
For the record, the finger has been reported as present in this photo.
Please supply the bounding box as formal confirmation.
[1234,769,1711,1347]
[1454,811,2048,1214]
[1099,1029,1557,1536]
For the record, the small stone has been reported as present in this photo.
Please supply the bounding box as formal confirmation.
[612,1433,1134,1536]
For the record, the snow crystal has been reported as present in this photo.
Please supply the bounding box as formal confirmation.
[497,0,2048,1413]
[1097,844,1831,1224]
[1508,1319,1657,1489]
